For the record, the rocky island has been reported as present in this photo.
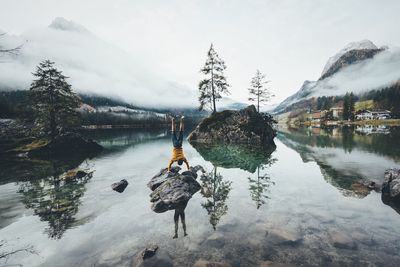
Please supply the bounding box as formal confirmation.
[188,105,276,147]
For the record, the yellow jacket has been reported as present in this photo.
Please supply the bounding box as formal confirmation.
[168,147,189,171]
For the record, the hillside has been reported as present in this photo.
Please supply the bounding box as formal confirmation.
[274,40,400,114]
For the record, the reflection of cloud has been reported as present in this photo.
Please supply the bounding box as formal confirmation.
[0,18,197,108]
[312,48,400,97]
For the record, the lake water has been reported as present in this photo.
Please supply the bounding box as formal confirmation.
[1,126,400,266]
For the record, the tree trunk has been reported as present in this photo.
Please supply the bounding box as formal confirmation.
[211,61,216,114]
[49,74,56,142]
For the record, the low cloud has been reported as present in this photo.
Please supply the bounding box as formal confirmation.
[311,47,400,97]
[0,19,198,108]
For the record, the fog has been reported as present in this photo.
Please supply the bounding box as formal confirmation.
[0,18,197,108]
[313,47,400,97]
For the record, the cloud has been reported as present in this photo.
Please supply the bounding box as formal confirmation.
[312,48,400,97]
[0,18,198,108]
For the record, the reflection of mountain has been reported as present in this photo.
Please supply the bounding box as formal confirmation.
[200,167,232,230]
[191,143,276,173]
[278,127,400,197]
[81,128,168,150]
[17,161,92,239]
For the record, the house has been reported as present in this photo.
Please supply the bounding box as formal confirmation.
[355,110,391,120]
[330,106,343,119]
[308,110,327,122]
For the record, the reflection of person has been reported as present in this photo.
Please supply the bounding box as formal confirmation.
[173,201,188,239]
[168,116,190,172]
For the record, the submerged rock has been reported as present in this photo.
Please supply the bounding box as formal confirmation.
[112,179,129,193]
[141,245,158,260]
[63,169,93,181]
[193,260,232,267]
[328,230,357,250]
[131,245,173,267]
[148,166,204,213]
[381,168,400,214]
[188,105,276,147]
[27,132,103,159]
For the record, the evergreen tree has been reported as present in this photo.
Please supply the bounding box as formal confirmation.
[30,60,81,140]
[248,70,273,112]
[198,44,230,113]
[343,92,355,121]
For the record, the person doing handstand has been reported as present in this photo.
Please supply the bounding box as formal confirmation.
[168,116,190,172]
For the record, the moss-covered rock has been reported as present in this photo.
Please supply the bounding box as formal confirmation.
[188,105,276,146]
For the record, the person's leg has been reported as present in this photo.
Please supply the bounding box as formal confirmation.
[177,117,184,146]
[181,211,187,236]
[173,210,179,239]
[179,117,184,132]
[171,118,178,146]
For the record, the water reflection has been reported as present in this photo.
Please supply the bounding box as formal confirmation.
[200,167,232,230]
[248,164,276,209]
[278,126,400,197]
[191,143,276,173]
[17,161,93,239]
[173,200,188,239]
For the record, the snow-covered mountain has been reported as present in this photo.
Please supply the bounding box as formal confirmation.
[321,40,378,77]
[274,40,400,114]
[0,17,197,108]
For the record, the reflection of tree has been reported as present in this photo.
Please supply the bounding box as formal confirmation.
[17,161,92,239]
[200,167,232,230]
[341,126,354,153]
[248,163,276,209]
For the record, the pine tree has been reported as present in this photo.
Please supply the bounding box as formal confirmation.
[342,93,350,120]
[198,44,230,113]
[342,92,356,121]
[30,60,80,141]
[248,70,273,113]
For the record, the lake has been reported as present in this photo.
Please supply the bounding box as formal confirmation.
[1,126,400,266]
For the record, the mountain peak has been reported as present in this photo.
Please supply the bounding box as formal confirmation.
[321,40,378,77]
[49,17,89,34]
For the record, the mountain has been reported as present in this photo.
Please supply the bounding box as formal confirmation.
[0,17,197,109]
[274,40,400,114]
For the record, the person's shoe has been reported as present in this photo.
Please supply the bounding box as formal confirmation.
[173,234,178,239]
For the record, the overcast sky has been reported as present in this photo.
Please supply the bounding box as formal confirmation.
[1,0,400,106]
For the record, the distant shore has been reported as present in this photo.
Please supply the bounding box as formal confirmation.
[301,119,400,127]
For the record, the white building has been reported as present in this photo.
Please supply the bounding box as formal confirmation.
[355,110,391,120]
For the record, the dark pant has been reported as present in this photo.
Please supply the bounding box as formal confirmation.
[172,130,183,148]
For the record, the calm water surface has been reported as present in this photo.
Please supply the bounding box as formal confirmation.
[1,126,400,266]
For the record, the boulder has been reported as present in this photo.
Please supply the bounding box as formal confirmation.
[188,105,276,147]
[148,166,204,213]
[112,179,129,193]
[147,166,181,191]
[27,132,103,159]
[381,168,400,213]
